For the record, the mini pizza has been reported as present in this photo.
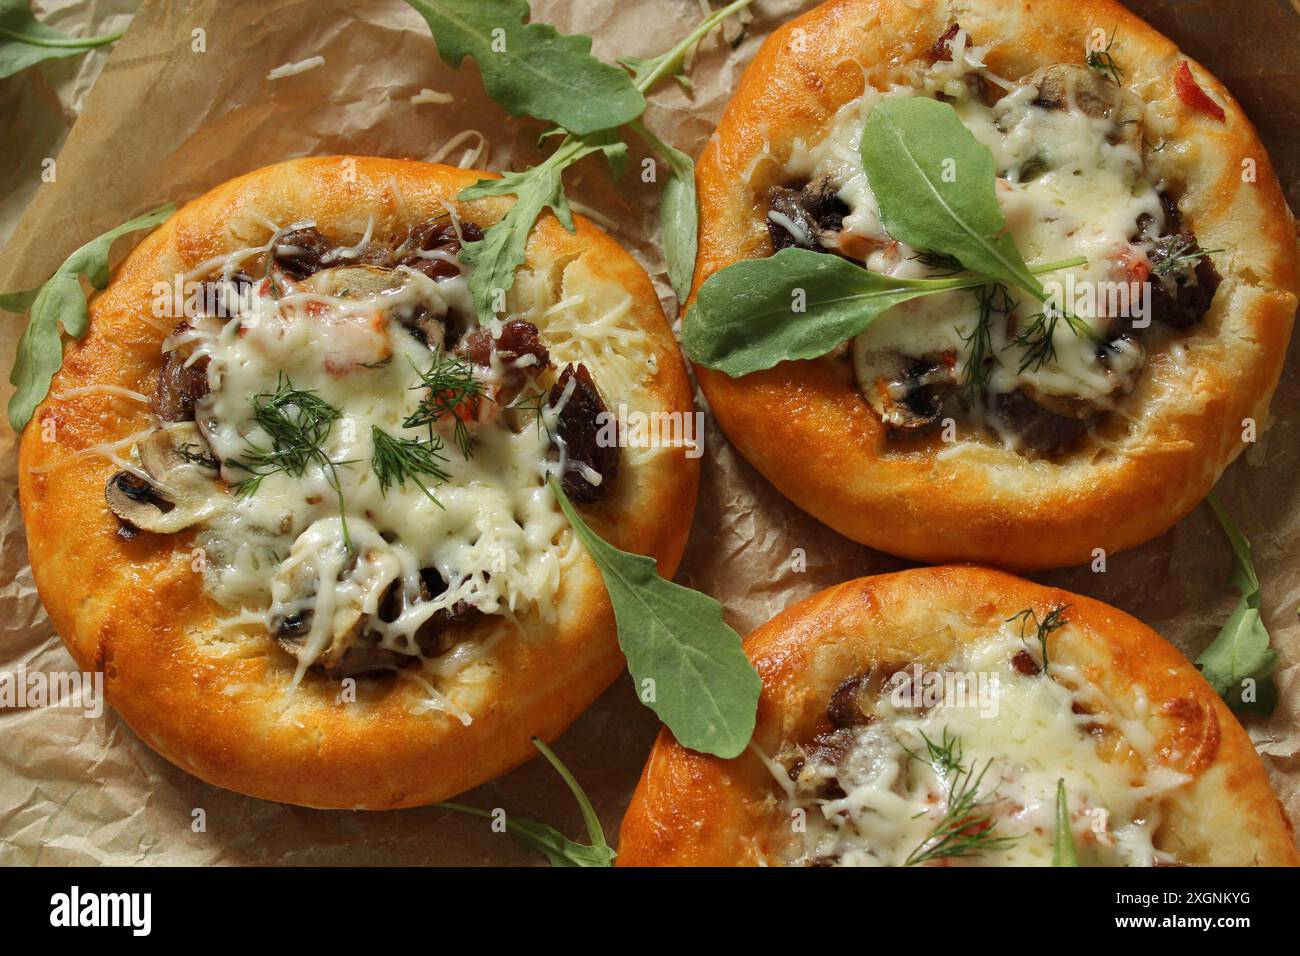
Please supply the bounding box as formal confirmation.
[618,566,1297,866]
[18,157,697,809]
[690,0,1297,569]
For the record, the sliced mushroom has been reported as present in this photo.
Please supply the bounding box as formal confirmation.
[105,422,223,534]
[302,264,450,353]
[853,346,958,431]
[269,522,407,675]
[993,389,1093,458]
[766,178,850,253]
[1017,64,1145,150]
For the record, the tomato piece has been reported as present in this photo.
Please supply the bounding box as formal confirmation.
[1174,61,1225,122]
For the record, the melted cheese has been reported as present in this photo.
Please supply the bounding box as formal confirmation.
[777,628,1187,867]
[781,33,1169,426]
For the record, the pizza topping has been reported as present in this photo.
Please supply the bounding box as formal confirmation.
[397,216,484,281]
[119,212,626,688]
[272,225,336,279]
[1173,61,1226,122]
[762,28,1217,457]
[154,324,211,422]
[766,178,850,253]
[772,625,1190,867]
[104,422,224,534]
[546,363,618,502]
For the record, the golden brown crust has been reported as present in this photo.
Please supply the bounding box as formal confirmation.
[18,157,699,809]
[691,0,1298,570]
[618,565,1298,866]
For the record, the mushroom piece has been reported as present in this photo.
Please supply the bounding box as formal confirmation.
[105,422,223,534]
[852,345,958,431]
[303,264,447,352]
[269,520,410,676]
[1016,64,1146,150]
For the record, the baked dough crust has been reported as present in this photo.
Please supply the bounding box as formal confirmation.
[618,565,1297,866]
[18,157,699,809]
[691,0,1298,570]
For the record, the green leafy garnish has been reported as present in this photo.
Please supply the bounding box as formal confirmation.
[959,282,1009,398]
[618,0,753,93]
[1084,28,1122,85]
[402,0,642,136]
[370,426,450,505]
[1052,779,1080,866]
[631,121,697,300]
[550,476,760,758]
[1151,235,1222,277]
[4,203,173,430]
[681,248,1083,377]
[861,97,1046,299]
[404,353,485,459]
[906,751,1018,866]
[0,0,124,80]
[438,738,616,867]
[411,0,752,319]
[901,726,965,777]
[1006,604,1069,676]
[1195,493,1279,715]
[457,133,626,317]
[226,378,354,550]
[1008,309,1059,373]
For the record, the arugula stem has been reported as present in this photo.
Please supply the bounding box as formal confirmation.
[532,738,609,850]
[629,0,755,94]
[0,27,125,48]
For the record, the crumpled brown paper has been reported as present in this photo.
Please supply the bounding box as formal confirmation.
[1,0,1297,865]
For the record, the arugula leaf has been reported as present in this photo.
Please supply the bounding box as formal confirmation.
[630,121,696,301]
[0,0,124,80]
[681,247,1083,377]
[403,0,642,136]
[618,0,754,94]
[1052,779,1079,866]
[457,134,625,317]
[550,476,760,758]
[1195,493,1279,715]
[5,203,174,430]
[438,738,616,867]
[861,97,1044,299]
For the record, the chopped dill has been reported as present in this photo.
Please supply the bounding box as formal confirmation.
[901,726,966,777]
[1085,28,1122,84]
[225,376,354,550]
[370,426,449,507]
[404,352,484,460]
[959,283,1011,399]
[1152,235,1221,277]
[1008,310,1059,373]
[905,752,1019,865]
[911,249,966,277]
[1006,604,1070,675]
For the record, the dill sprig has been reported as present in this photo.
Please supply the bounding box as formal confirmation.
[901,727,966,777]
[905,754,1019,866]
[910,249,966,277]
[370,426,450,507]
[1008,310,1059,373]
[1152,235,1221,277]
[225,376,354,549]
[1085,28,1122,84]
[404,353,484,460]
[1006,604,1070,675]
[959,283,1011,399]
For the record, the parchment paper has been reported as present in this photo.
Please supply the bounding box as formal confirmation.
[1,0,1298,866]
